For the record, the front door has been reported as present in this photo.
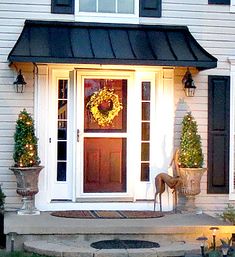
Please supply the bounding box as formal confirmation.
[80,78,128,193]
[39,67,175,209]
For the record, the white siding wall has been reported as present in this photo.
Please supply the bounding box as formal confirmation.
[0,0,234,211]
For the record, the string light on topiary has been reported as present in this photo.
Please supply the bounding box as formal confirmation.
[179,112,203,168]
[13,109,40,167]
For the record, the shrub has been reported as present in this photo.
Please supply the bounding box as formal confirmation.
[218,204,235,224]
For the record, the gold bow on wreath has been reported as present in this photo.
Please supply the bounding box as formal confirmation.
[86,87,123,127]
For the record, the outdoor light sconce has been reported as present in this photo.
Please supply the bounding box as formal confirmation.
[196,235,208,257]
[209,226,219,251]
[182,68,196,97]
[13,69,27,93]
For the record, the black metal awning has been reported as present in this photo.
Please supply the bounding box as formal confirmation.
[8,20,217,70]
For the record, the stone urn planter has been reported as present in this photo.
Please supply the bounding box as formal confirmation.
[9,166,43,215]
[179,167,206,212]
[178,112,205,212]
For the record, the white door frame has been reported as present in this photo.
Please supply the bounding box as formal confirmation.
[36,65,174,211]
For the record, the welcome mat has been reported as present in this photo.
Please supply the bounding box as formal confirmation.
[51,210,163,219]
[91,239,160,249]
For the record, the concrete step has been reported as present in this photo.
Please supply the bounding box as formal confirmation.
[5,212,233,252]
[24,239,200,257]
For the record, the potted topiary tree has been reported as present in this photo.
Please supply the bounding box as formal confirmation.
[9,109,43,215]
[178,112,206,212]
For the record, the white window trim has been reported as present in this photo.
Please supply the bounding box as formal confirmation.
[230,0,235,12]
[75,0,139,23]
[229,57,235,200]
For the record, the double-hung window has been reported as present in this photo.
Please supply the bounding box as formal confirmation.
[208,0,230,3]
[208,0,235,12]
[79,0,135,14]
[52,0,162,18]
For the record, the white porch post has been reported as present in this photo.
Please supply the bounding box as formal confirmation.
[34,64,50,209]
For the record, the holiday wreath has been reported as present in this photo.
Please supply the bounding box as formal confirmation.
[86,87,123,127]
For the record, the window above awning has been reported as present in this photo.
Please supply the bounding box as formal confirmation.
[8,20,217,70]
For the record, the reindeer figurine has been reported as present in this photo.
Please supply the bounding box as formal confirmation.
[153,150,182,212]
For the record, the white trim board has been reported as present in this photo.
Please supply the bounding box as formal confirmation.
[229,57,235,200]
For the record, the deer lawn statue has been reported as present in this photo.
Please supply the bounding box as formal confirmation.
[154,150,182,212]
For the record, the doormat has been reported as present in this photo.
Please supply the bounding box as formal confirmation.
[51,210,163,219]
[91,239,160,249]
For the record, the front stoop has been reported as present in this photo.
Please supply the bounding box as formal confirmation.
[5,212,234,254]
[24,240,200,257]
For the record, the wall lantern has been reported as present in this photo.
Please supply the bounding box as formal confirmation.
[13,70,27,93]
[182,68,196,97]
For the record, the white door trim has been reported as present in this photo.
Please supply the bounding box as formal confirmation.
[35,65,175,211]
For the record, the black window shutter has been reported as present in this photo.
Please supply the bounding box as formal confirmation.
[51,0,74,14]
[208,0,230,4]
[208,76,230,194]
[139,0,162,17]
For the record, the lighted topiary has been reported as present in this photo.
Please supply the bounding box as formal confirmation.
[13,109,40,167]
[178,112,203,168]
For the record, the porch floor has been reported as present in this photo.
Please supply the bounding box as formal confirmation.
[4,211,234,256]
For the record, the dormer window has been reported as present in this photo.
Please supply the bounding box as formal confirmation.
[79,0,135,14]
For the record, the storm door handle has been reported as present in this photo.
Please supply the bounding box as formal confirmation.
[77,129,80,142]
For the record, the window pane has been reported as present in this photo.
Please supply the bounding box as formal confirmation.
[58,121,67,140]
[142,82,150,100]
[84,79,127,132]
[58,100,67,120]
[117,0,134,13]
[98,0,115,13]
[79,0,96,12]
[141,163,149,181]
[142,102,150,121]
[58,80,68,99]
[142,122,150,141]
[57,162,67,181]
[57,141,67,160]
[141,143,149,161]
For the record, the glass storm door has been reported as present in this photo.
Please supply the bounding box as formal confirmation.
[82,78,127,193]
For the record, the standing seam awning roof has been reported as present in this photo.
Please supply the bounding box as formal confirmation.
[8,20,217,70]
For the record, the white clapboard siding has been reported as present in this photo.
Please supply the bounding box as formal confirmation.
[0,0,234,211]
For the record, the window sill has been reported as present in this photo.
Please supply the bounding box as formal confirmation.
[75,14,140,24]
[229,193,235,200]
[230,5,235,12]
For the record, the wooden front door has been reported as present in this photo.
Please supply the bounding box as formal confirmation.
[83,78,127,193]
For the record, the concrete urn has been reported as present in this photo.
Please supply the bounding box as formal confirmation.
[9,166,44,215]
[178,167,206,212]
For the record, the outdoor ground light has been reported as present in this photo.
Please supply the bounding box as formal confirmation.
[210,227,219,250]
[197,236,208,257]
[13,69,27,93]
[182,68,196,97]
